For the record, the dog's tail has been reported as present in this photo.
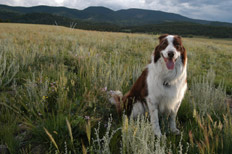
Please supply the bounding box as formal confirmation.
[108,90,123,114]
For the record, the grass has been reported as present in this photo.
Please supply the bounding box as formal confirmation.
[0,23,231,153]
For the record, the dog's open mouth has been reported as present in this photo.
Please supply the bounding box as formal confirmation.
[162,54,176,70]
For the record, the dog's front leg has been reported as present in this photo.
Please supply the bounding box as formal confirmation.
[169,110,180,135]
[147,100,162,137]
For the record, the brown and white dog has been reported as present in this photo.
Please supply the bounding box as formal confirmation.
[109,34,187,136]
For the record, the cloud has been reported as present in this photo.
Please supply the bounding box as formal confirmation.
[0,0,231,22]
[176,1,232,22]
[141,0,232,22]
[145,0,154,4]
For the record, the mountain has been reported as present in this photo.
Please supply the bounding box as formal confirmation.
[0,4,232,38]
[0,4,231,27]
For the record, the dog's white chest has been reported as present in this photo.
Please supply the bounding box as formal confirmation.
[146,63,187,114]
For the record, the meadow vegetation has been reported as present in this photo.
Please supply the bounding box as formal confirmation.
[0,23,232,153]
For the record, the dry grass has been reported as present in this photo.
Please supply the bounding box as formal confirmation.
[0,23,231,153]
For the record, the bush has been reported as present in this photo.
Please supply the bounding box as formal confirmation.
[190,68,227,116]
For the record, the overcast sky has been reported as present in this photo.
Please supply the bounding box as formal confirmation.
[1,0,232,23]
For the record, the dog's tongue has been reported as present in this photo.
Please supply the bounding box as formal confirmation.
[166,59,175,70]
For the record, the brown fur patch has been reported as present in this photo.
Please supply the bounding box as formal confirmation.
[154,38,168,63]
[119,68,148,116]
[158,34,169,43]
[173,35,187,66]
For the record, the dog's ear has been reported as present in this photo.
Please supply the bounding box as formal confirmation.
[175,35,183,45]
[158,34,168,43]
[174,35,186,65]
[176,35,187,65]
[154,46,161,63]
[181,46,187,66]
[154,34,169,63]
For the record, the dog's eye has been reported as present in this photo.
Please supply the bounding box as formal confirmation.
[160,40,168,49]
[162,41,168,46]
[174,43,180,49]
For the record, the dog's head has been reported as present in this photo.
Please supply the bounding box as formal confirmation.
[153,34,187,70]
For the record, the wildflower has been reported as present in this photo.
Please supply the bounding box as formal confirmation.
[42,96,48,100]
[101,86,107,92]
[85,116,90,120]
[50,82,56,86]
[104,123,108,128]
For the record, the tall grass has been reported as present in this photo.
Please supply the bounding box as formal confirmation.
[0,41,19,89]
[0,23,231,153]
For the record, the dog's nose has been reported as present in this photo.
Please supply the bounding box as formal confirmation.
[168,51,174,58]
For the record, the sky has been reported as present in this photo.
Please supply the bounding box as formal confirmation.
[0,0,232,23]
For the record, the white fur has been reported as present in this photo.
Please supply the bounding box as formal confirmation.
[132,35,187,136]
[131,101,148,118]
[145,35,187,136]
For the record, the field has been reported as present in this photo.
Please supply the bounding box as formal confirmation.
[0,23,232,154]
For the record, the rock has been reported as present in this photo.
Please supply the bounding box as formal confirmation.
[0,145,9,154]
[31,145,45,154]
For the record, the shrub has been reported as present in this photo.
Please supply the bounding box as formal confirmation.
[190,68,227,116]
[88,115,188,154]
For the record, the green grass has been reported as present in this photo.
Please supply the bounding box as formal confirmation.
[0,23,231,153]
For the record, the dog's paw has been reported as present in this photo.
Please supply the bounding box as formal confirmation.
[154,130,162,137]
[171,128,180,135]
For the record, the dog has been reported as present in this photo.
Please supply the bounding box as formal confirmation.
[109,34,187,136]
